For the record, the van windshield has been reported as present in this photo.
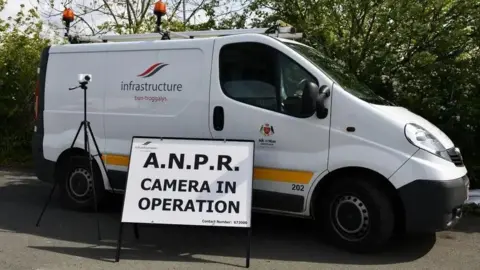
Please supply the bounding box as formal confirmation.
[282,41,394,106]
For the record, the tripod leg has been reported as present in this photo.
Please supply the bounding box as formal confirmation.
[70,122,84,149]
[87,123,116,194]
[36,180,58,227]
[85,133,102,241]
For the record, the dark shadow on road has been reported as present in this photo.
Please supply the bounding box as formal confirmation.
[450,212,480,234]
[0,171,439,267]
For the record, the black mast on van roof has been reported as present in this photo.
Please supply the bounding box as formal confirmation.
[62,7,75,43]
[61,7,92,44]
[153,0,171,40]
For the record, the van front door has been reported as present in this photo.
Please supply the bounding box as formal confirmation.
[209,35,333,214]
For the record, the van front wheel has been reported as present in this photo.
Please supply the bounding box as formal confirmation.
[59,155,105,211]
[317,178,395,253]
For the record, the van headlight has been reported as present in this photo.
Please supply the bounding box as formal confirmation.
[404,123,451,161]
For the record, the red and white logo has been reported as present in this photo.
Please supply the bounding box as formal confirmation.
[137,63,169,78]
[260,123,275,136]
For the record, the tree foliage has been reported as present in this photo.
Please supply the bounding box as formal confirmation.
[0,0,479,185]
[0,1,52,164]
[37,0,249,34]
[237,0,480,183]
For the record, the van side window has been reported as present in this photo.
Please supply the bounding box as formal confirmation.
[219,42,318,118]
[219,42,279,112]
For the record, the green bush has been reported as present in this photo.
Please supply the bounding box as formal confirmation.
[0,1,478,189]
[0,3,51,167]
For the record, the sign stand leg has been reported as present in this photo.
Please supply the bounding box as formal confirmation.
[134,224,140,239]
[246,227,252,268]
[116,137,255,266]
[115,222,124,262]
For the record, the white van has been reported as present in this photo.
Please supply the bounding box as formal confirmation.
[32,27,469,253]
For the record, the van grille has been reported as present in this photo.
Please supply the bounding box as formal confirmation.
[447,148,464,167]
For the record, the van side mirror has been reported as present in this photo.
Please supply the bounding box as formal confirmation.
[316,85,330,119]
[302,81,320,116]
[302,82,330,119]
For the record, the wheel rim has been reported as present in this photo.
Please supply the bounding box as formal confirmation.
[67,168,93,201]
[330,194,370,242]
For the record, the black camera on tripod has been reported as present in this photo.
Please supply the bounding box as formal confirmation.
[78,74,92,84]
[69,74,93,91]
[78,74,92,89]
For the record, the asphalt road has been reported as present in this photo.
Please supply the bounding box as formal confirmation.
[1,169,479,270]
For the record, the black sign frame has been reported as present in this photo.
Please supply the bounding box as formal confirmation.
[115,136,255,268]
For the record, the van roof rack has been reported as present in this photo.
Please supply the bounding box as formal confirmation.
[61,4,302,44]
[66,22,303,44]
[107,26,301,42]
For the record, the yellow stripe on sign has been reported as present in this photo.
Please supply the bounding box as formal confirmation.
[102,154,313,184]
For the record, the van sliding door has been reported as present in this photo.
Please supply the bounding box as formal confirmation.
[208,36,333,214]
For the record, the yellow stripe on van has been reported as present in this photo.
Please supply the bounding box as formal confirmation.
[102,154,130,166]
[253,167,312,184]
[101,154,313,184]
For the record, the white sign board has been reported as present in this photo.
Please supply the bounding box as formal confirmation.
[121,137,255,228]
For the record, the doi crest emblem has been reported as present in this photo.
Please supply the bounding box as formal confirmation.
[260,124,274,136]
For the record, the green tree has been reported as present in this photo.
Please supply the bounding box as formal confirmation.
[0,2,52,165]
[1,0,478,187]
[37,0,249,34]
[241,0,480,185]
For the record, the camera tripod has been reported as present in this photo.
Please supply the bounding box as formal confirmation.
[36,78,116,241]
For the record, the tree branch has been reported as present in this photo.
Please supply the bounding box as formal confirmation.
[168,0,184,22]
[124,0,134,27]
[126,0,137,22]
[186,0,208,23]
[102,0,120,26]
[357,13,377,67]
[76,14,97,35]
[138,0,155,31]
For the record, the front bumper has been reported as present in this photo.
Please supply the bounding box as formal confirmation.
[390,148,469,233]
[398,175,469,233]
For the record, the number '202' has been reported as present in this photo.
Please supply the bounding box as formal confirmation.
[292,184,304,191]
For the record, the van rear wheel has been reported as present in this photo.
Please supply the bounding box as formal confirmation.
[316,177,395,253]
[59,155,105,211]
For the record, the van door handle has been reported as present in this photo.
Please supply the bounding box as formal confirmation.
[213,106,224,131]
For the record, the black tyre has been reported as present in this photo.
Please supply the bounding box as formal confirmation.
[59,155,105,211]
[316,177,395,253]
